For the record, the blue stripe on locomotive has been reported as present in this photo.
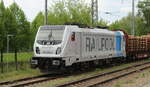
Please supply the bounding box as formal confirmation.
[115,32,123,57]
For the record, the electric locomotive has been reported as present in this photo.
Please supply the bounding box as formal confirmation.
[31,25,126,72]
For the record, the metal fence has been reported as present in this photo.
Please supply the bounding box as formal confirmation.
[0,50,33,73]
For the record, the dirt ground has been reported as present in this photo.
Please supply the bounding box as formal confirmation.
[99,68,150,87]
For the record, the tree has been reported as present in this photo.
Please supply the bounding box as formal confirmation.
[31,12,44,44]
[31,0,107,31]
[137,0,150,34]
[47,0,92,25]
[110,13,133,34]
[9,3,31,51]
[31,0,108,45]
[97,19,108,26]
[110,13,145,36]
[0,2,31,52]
[109,0,150,35]
[4,8,18,51]
[31,12,44,32]
[0,0,6,50]
[138,0,150,26]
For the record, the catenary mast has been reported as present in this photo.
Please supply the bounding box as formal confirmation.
[91,0,98,25]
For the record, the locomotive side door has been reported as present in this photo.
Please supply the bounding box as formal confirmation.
[63,31,82,66]
[70,32,81,58]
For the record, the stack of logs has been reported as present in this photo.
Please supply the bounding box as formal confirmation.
[126,34,150,58]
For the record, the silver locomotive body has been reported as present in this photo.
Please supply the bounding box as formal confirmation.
[31,25,126,72]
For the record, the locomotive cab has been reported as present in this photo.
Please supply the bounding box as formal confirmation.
[34,25,65,56]
[31,25,67,71]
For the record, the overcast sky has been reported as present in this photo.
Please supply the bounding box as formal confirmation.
[3,0,141,23]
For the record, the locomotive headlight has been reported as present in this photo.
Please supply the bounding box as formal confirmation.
[52,60,60,65]
[56,47,61,55]
[36,47,40,54]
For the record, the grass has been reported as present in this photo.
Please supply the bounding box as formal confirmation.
[0,61,30,72]
[0,68,42,82]
[124,80,134,84]
[0,60,42,82]
[0,52,34,74]
[114,83,122,87]
[1,52,33,63]
[137,70,150,78]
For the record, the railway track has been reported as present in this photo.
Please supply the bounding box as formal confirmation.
[0,74,63,87]
[55,61,150,87]
[1,60,150,87]
[0,70,90,87]
[0,67,94,87]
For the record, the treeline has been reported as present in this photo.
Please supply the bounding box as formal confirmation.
[32,0,150,36]
[0,0,150,52]
[0,1,31,52]
[31,0,107,48]
[110,0,150,35]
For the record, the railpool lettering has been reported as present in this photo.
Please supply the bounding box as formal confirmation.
[85,34,115,52]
